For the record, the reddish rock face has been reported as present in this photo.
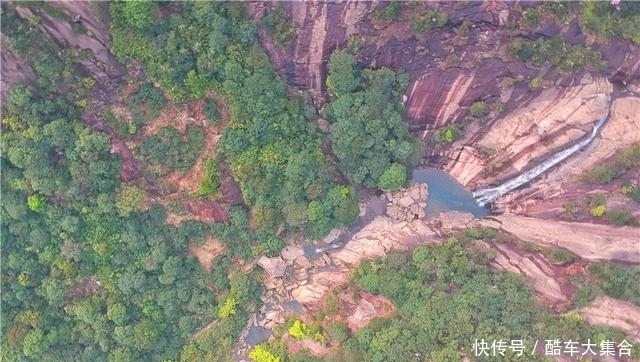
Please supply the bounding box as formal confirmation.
[185,200,230,222]
[218,165,244,205]
[257,1,640,136]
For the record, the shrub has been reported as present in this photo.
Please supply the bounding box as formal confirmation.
[262,6,295,46]
[606,210,638,226]
[544,1,570,22]
[217,297,237,319]
[465,227,498,240]
[590,204,606,217]
[373,2,402,22]
[582,145,640,184]
[197,158,220,197]
[469,101,488,118]
[548,248,575,265]
[581,1,640,45]
[412,10,448,33]
[249,345,281,362]
[324,292,342,315]
[288,320,309,340]
[589,262,640,305]
[563,201,577,219]
[115,184,145,216]
[433,125,461,144]
[127,83,166,125]
[581,165,618,184]
[204,99,219,124]
[27,194,46,212]
[529,77,542,89]
[327,321,350,344]
[523,8,541,27]
[620,183,640,203]
[508,37,605,73]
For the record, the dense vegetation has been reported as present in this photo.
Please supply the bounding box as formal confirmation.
[588,262,640,306]
[0,4,263,361]
[581,1,640,44]
[508,36,605,73]
[330,239,632,361]
[324,51,421,191]
[138,125,205,175]
[109,2,361,238]
[251,237,636,361]
[4,2,639,362]
[262,6,295,47]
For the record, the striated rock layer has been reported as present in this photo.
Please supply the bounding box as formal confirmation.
[579,296,640,343]
[446,76,614,189]
[493,214,640,263]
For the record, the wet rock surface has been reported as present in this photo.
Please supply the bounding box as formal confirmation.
[446,76,614,189]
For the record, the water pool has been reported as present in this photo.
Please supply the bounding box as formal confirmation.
[412,168,489,219]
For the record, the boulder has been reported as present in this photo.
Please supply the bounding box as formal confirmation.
[409,186,421,200]
[257,256,287,277]
[294,255,312,269]
[281,245,304,261]
[293,268,309,282]
[398,196,414,208]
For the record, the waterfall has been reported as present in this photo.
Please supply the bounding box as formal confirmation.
[473,111,610,207]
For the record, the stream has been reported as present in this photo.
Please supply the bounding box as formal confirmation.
[473,110,611,207]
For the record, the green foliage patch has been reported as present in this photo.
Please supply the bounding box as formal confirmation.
[127,83,166,125]
[432,124,462,144]
[325,51,421,189]
[139,125,205,175]
[412,10,448,33]
[581,1,640,44]
[262,6,295,46]
[508,36,605,73]
[331,239,633,361]
[581,144,640,184]
[372,2,402,23]
[588,262,640,306]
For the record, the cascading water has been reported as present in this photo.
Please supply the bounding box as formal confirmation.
[473,111,611,207]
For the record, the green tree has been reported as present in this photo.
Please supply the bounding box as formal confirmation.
[377,163,407,191]
[120,1,154,30]
[27,194,46,212]
[326,51,362,96]
[116,184,145,217]
[22,328,48,357]
[107,303,129,326]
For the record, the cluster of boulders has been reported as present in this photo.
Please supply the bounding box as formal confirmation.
[256,245,332,330]
[384,182,428,221]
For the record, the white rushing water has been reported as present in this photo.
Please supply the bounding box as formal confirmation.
[473,112,610,207]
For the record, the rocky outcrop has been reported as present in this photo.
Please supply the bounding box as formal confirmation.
[384,182,428,221]
[257,255,287,278]
[339,291,395,331]
[184,200,230,223]
[189,237,225,272]
[331,216,436,265]
[0,50,35,105]
[579,296,640,343]
[446,76,613,189]
[491,214,640,263]
[257,2,640,134]
[256,214,437,332]
[545,96,640,181]
[485,241,573,306]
